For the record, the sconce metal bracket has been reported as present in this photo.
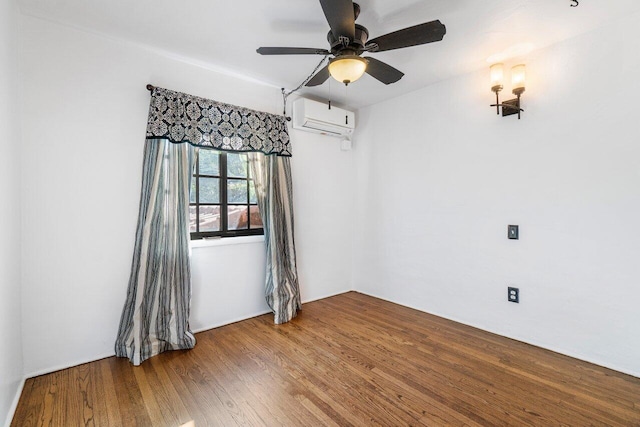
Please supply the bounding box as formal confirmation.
[489,95,524,119]
[501,98,523,117]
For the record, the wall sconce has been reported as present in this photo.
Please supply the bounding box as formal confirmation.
[490,63,526,119]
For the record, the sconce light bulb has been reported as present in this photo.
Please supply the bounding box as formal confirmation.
[511,64,526,96]
[490,63,504,93]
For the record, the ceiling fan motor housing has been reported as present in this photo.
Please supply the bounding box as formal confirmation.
[327,24,369,51]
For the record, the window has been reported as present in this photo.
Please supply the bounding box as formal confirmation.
[189,150,263,239]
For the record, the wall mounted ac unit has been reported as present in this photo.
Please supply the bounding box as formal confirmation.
[292,97,355,137]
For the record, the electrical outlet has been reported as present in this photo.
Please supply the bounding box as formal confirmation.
[508,225,519,240]
[508,287,519,303]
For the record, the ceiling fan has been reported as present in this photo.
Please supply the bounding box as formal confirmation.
[257,0,446,86]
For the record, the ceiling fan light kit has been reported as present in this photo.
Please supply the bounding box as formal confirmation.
[490,63,526,119]
[256,0,446,88]
[328,55,368,85]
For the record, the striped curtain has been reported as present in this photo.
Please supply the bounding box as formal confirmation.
[249,153,301,324]
[115,139,196,365]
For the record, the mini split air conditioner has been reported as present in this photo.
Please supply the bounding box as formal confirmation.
[292,97,355,137]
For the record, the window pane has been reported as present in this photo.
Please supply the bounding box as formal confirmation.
[249,205,262,229]
[199,205,220,232]
[227,153,248,178]
[228,206,249,230]
[200,178,219,203]
[190,178,196,203]
[249,180,257,204]
[227,179,248,204]
[189,206,197,233]
[199,149,219,175]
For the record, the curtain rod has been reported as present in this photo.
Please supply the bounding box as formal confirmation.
[146,84,155,92]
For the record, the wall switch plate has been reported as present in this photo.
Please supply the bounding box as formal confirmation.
[508,287,519,303]
[508,225,519,240]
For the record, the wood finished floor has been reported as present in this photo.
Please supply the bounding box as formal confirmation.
[12,292,640,426]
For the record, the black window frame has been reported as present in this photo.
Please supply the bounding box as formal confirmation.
[190,150,264,240]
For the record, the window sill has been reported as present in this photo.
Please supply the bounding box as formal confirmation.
[190,235,265,249]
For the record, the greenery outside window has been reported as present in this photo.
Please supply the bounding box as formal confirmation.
[189,150,263,239]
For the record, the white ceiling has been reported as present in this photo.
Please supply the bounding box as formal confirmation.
[18,0,640,109]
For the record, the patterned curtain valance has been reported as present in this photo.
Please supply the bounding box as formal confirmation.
[146,87,291,156]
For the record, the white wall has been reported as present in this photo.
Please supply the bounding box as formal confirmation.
[353,12,640,377]
[20,16,354,376]
[0,0,24,425]
[290,128,355,303]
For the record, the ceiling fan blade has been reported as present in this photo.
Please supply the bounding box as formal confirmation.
[319,0,355,41]
[305,65,331,87]
[367,20,446,52]
[363,57,404,85]
[257,47,330,55]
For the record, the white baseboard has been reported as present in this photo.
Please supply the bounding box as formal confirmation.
[192,289,352,334]
[354,290,640,379]
[25,352,115,379]
[302,289,352,305]
[4,377,25,427]
[192,309,272,334]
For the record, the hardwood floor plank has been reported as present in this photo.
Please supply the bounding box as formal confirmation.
[91,358,122,427]
[141,357,194,426]
[186,339,270,426]
[305,299,534,425]
[68,364,95,426]
[162,350,238,426]
[284,314,475,426]
[322,294,634,425]
[148,352,214,426]
[232,321,356,426]
[109,357,154,426]
[199,331,297,425]
[132,363,173,426]
[337,294,640,423]
[11,378,41,427]
[11,292,640,426]
[293,310,484,426]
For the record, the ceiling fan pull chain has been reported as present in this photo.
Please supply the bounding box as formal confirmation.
[345,84,349,124]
